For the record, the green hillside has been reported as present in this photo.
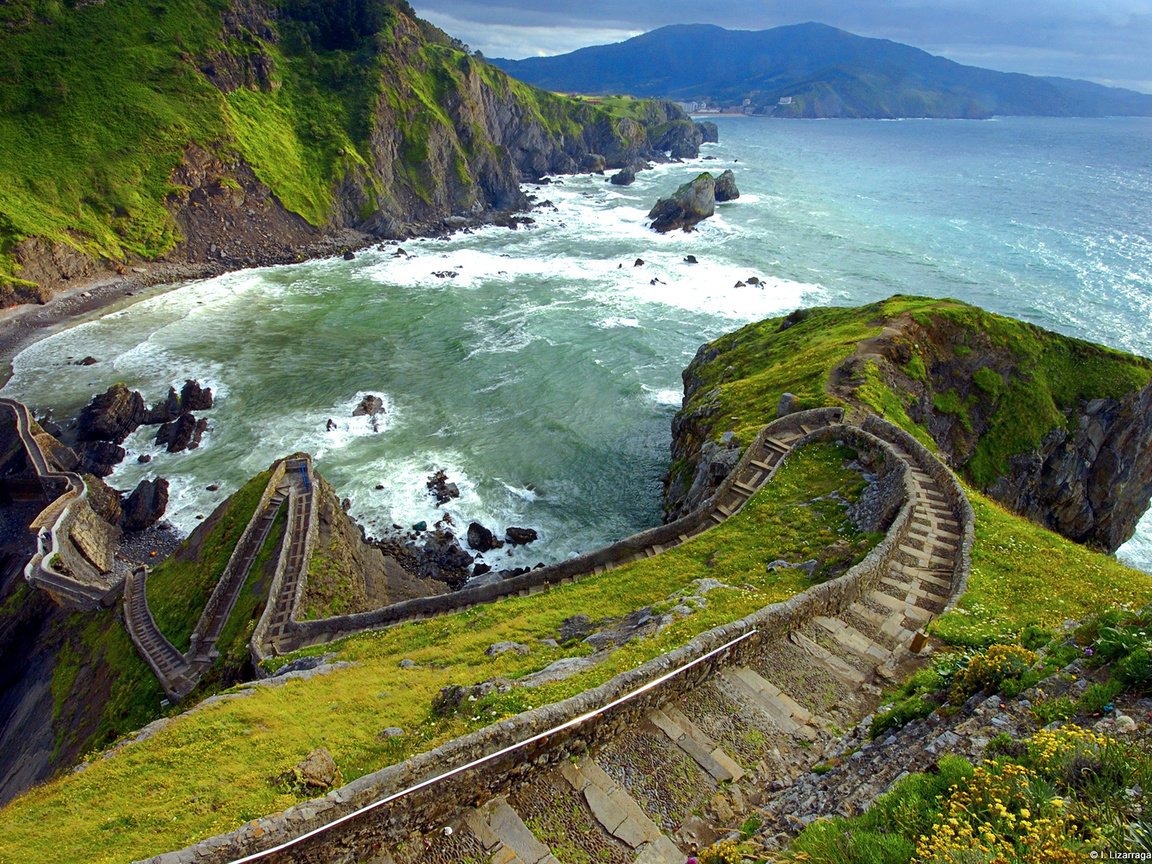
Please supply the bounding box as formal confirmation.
[0,0,693,303]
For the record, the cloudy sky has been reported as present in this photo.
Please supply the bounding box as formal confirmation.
[413,0,1152,93]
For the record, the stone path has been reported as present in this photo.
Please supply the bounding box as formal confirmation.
[392,419,972,864]
[205,413,972,864]
[1,397,118,609]
[123,464,294,702]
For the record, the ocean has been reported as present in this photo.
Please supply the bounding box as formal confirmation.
[4,115,1151,572]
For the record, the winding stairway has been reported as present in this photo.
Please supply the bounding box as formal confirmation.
[141,409,974,864]
[0,397,121,609]
[123,465,296,701]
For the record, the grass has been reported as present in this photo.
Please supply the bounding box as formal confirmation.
[0,441,877,863]
[0,0,676,288]
[930,492,1152,648]
[146,470,271,653]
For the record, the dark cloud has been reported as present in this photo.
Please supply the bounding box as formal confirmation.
[413,0,1152,93]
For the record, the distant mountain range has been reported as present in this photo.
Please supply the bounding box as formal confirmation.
[493,23,1152,119]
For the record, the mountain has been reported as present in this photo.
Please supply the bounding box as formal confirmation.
[0,0,704,306]
[493,22,1152,119]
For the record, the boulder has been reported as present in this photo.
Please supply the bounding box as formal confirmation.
[714,169,740,202]
[77,384,145,443]
[155,412,207,453]
[144,387,181,425]
[648,173,716,233]
[580,153,606,174]
[285,747,340,791]
[77,440,126,477]
[485,641,530,657]
[467,521,502,552]
[609,167,636,186]
[426,469,461,506]
[558,614,595,643]
[352,394,385,417]
[413,529,474,587]
[121,478,170,532]
[179,379,213,411]
[504,526,538,545]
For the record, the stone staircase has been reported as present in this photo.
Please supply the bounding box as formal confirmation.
[123,467,292,702]
[1,397,122,610]
[139,410,973,864]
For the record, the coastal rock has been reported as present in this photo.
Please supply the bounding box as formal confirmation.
[648,173,716,233]
[121,478,170,532]
[697,121,720,144]
[651,120,705,159]
[179,379,213,411]
[155,412,207,453]
[580,153,606,174]
[426,469,460,506]
[505,526,538,545]
[76,384,145,443]
[610,167,636,186]
[411,529,473,588]
[714,169,740,202]
[352,394,385,417]
[467,521,502,552]
[76,440,126,477]
[144,387,181,425]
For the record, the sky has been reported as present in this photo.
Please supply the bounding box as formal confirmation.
[413,0,1152,94]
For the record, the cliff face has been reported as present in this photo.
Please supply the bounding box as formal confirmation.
[832,308,1152,552]
[664,297,1152,553]
[0,0,704,305]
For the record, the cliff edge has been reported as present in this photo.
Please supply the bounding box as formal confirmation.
[666,296,1152,553]
[0,0,705,306]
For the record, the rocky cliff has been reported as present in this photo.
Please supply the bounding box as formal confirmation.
[0,0,705,306]
[665,297,1152,554]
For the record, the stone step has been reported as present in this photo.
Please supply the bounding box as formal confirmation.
[559,759,682,863]
[867,589,934,626]
[897,544,954,569]
[464,798,560,864]
[787,631,870,686]
[715,666,823,740]
[647,707,745,782]
[813,616,893,665]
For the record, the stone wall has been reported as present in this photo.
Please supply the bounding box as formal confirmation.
[273,409,847,655]
[140,419,922,864]
[861,416,976,607]
[191,460,287,661]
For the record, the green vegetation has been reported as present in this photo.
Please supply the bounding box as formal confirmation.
[146,470,271,652]
[931,493,1152,647]
[0,442,877,863]
[0,0,670,289]
[785,611,1152,863]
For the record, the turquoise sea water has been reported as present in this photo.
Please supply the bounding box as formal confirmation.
[5,116,1151,572]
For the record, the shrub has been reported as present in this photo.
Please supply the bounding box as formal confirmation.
[953,644,1037,699]
[915,762,1083,863]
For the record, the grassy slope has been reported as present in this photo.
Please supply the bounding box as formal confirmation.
[676,295,1152,645]
[0,442,875,863]
[146,470,271,653]
[0,0,670,294]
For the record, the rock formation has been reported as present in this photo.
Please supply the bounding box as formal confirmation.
[648,173,716,232]
[714,169,740,201]
[76,384,145,444]
[121,478,170,532]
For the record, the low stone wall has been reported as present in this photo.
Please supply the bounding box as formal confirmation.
[190,461,288,661]
[861,416,976,607]
[273,408,847,655]
[141,419,919,864]
[2,397,123,609]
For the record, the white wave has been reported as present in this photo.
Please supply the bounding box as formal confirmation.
[642,385,683,407]
[594,316,641,329]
